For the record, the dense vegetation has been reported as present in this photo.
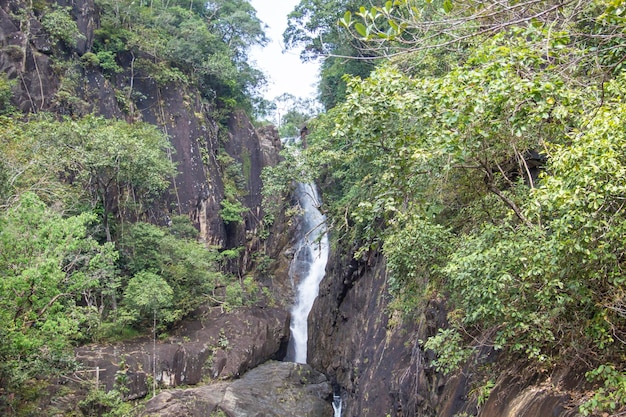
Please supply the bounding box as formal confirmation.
[5,0,626,414]
[277,0,626,414]
[92,0,268,112]
[0,111,263,413]
[0,0,268,413]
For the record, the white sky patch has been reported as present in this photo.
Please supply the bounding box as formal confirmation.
[249,0,321,102]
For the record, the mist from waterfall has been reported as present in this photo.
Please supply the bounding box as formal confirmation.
[285,182,329,364]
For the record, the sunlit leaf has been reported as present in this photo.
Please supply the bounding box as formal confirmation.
[355,22,368,37]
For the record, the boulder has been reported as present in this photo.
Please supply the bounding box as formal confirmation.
[141,361,333,417]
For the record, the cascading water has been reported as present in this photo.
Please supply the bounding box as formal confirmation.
[332,392,343,417]
[282,138,340,415]
[285,181,329,364]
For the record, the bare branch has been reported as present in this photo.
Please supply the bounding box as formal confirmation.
[337,0,602,60]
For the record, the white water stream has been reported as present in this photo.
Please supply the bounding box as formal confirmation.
[286,182,329,364]
[332,393,342,417]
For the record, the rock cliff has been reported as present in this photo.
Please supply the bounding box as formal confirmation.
[307,249,587,416]
[0,0,280,252]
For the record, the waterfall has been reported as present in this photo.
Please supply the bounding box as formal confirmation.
[285,182,329,364]
[332,393,342,417]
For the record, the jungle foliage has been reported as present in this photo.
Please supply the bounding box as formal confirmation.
[0,113,257,413]
[276,0,626,413]
[92,0,267,111]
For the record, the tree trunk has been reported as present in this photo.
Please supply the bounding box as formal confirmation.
[153,308,157,398]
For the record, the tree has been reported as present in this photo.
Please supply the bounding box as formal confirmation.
[284,0,384,108]
[340,0,586,51]
[305,25,587,245]
[119,221,224,323]
[28,115,176,242]
[123,270,173,326]
[206,0,268,58]
[0,192,116,407]
[340,0,626,81]
[123,270,172,397]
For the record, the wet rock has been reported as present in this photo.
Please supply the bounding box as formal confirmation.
[141,361,333,417]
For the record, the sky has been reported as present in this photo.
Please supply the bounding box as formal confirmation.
[248,0,320,102]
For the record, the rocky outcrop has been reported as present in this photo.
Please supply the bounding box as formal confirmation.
[257,124,282,168]
[141,361,333,417]
[75,307,289,400]
[308,252,447,416]
[476,367,584,417]
[308,250,587,417]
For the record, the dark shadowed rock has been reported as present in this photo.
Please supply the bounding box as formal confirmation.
[308,252,448,416]
[141,361,333,417]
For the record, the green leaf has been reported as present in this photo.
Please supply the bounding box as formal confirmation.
[340,10,352,27]
[443,0,453,13]
[355,22,368,37]
[388,19,399,33]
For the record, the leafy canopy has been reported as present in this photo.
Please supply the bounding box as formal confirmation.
[287,9,626,413]
[0,192,116,393]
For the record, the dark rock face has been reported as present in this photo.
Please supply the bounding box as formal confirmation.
[307,252,448,416]
[0,0,282,250]
[141,361,333,417]
[222,110,282,272]
[76,307,289,400]
[307,250,586,417]
[127,74,228,245]
[225,110,265,217]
